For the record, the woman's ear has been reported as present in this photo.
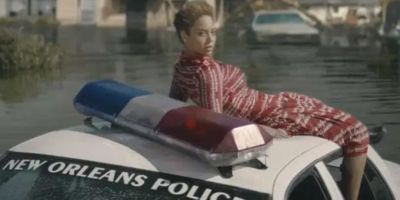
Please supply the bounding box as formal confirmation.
[181,30,188,43]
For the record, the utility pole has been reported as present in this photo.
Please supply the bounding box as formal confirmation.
[126,0,147,44]
[27,0,31,16]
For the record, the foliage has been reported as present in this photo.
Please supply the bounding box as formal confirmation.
[0,28,63,72]
[0,16,59,27]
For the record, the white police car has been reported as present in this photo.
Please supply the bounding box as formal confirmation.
[246,9,320,44]
[0,80,399,200]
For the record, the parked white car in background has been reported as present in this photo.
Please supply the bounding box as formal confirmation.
[0,122,398,200]
[247,10,320,44]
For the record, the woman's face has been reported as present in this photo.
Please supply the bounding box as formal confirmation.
[181,15,217,56]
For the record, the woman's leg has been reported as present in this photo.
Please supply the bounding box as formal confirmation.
[256,92,369,200]
[342,154,367,200]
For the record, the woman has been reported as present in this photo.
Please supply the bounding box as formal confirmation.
[169,1,369,200]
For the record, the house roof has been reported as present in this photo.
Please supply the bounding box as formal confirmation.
[298,0,379,6]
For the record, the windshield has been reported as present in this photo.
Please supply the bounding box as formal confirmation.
[256,13,304,24]
[0,152,269,200]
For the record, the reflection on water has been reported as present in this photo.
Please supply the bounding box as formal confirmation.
[55,26,180,55]
[0,68,63,103]
[0,27,399,163]
[367,59,400,80]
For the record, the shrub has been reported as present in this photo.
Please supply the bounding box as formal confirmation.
[0,16,59,27]
[0,28,63,72]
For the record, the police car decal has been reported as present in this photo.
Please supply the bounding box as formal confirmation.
[0,152,269,200]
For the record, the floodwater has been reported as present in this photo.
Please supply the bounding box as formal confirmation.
[0,26,399,163]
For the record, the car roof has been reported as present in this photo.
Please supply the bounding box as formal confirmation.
[9,123,340,194]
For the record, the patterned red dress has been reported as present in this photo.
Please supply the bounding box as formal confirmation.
[169,53,369,156]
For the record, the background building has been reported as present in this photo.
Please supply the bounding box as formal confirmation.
[298,0,380,27]
[0,0,56,17]
[57,0,125,26]
[0,0,7,17]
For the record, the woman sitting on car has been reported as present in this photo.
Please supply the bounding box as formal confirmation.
[169,1,369,200]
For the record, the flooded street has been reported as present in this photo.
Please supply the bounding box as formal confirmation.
[0,27,400,163]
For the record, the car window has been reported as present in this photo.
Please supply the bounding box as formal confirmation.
[0,152,270,200]
[288,168,331,200]
[256,13,304,24]
[326,159,394,200]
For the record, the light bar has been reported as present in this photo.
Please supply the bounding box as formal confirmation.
[74,80,273,167]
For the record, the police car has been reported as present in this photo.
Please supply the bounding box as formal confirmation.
[0,80,399,200]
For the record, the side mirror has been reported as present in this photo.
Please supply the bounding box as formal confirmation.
[369,126,387,144]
